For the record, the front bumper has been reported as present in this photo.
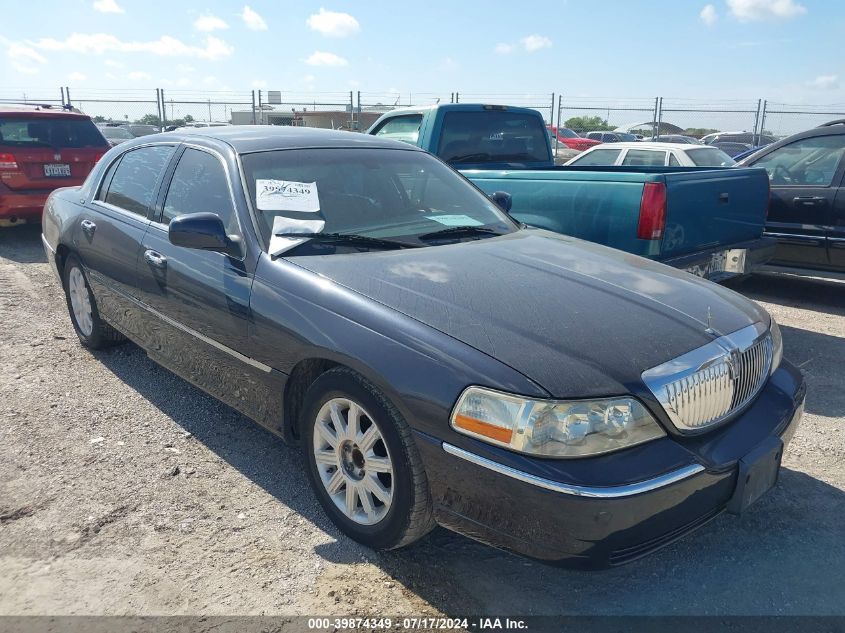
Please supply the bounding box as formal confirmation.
[662,236,777,282]
[417,360,805,569]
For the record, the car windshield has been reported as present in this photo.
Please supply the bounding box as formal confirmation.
[100,127,133,139]
[0,116,106,148]
[616,132,637,141]
[686,147,736,167]
[241,148,517,254]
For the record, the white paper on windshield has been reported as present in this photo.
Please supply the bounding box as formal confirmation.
[428,214,484,227]
[256,179,320,212]
[268,215,326,256]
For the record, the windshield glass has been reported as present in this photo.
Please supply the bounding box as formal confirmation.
[686,147,736,167]
[241,148,517,253]
[100,127,133,139]
[437,110,551,163]
[0,117,107,148]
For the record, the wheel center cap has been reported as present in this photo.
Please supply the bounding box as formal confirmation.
[339,441,365,480]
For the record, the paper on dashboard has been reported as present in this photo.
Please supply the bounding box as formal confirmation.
[269,215,326,256]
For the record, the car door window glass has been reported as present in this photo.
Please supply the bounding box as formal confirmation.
[622,149,667,167]
[668,153,681,167]
[373,115,423,144]
[96,156,123,201]
[570,148,622,166]
[105,145,174,215]
[753,135,845,186]
[163,148,238,234]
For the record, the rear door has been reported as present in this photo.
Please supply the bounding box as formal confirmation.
[749,134,845,268]
[77,144,176,335]
[0,114,107,191]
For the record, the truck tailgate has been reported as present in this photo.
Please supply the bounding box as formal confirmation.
[660,167,770,259]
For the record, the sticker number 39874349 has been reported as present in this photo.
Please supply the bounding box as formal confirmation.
[256,179,320,212]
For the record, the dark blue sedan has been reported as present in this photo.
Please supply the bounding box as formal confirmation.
[41,126,805,568]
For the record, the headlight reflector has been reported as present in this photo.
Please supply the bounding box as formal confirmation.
[451,387,666,458]
[770,317,783,374]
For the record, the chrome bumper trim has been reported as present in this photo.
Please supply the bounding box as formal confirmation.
[41,234,55,255]
[441,442,705,498]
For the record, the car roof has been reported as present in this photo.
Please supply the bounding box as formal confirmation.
[739,120,845,165]
[0,104,91,118]
[150,125,428,154]
[586,142,709,151]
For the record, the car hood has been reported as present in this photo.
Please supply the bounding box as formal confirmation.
[288,230,768,398]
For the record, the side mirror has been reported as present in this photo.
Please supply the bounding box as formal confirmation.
[490,191,513,213]
[169,212,241,256]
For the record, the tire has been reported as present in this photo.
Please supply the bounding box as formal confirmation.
[301,367,435,550]
[62,255,125,349]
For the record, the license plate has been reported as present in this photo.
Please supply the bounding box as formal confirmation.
[684,250,727,278]
[727,437,783,514]
[44,163,71,177]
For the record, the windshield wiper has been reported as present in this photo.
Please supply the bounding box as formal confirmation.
[274,232,422,251]
[417,226,504,242]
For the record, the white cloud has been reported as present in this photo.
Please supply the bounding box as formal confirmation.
[808,74,838,90]
[241,6,267,31]
[194,14,229,32]
[307,8,360,37]
[4,40,47,74]
[92,0,124,13]
[700,4,718,25]
[68,71,86,82]
[127,71,151,81]
[520,34,552,52]
[104,58,123,68]
[495,43,514,54]
[727,0,806,21]
[32,33,233,60]
[252,79,267,88]
[304,51,348,66]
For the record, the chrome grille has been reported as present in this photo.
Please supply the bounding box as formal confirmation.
[642,323,773,433]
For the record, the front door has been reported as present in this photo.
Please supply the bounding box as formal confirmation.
[752,134,845,269]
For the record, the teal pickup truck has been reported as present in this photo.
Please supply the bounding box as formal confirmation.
[367,103,775,280]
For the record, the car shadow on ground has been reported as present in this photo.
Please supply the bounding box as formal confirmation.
[728,272,845,318]
[779,324,845,418]
[93,343,845,617]
[0,224,47,264]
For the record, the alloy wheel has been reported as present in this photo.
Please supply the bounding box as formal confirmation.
[68,266,94,337]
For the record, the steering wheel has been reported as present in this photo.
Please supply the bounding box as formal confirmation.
[772,164,793,185]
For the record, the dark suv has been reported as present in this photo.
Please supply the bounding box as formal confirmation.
[0,104,109,226]
[739,120,845,276]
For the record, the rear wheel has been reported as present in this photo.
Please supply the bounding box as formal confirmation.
[62,255,125,349]
[301,367,435,549]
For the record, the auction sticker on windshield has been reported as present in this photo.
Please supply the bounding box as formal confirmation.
[429,214,484,227]
[256,179,320,212]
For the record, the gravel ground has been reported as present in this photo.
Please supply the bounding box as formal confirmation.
[1,224,843,618]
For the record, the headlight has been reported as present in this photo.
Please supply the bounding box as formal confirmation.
[450,387,666,458]
[770,317,783,373]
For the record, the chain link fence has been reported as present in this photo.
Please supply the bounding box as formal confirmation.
[3,87,844,140]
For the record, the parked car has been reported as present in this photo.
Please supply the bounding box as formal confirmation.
[738,119,845,276]
[585,131,638,143]
[124,124,160,137]
[370,104,773,281]
[42,126,804,568]
[648,134,703,145]
[702,131,778,146]
[566,142,736,168]
[547,126,601,152]
[97,125,135,147]
[0,104,109,227]
[712,141,753,158]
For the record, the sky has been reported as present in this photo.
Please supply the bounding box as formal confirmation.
[1,0,843,127]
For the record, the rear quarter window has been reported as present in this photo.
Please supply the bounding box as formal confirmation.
[570,148,622,166]
[686,148,736,167]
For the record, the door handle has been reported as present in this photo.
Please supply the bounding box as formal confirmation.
[719,193,730,204]
[80,219,96,237]
[143,249,167,269]
[793,196,827,207]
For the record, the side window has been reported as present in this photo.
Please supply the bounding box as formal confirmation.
[668,153,681,167]
[622,149,668,167]
[570,148,622,166]
[163,148,238,234]
[96,156,123,201]
[104,146,174,216]
[373,115,423,144]
[752,135,845,186]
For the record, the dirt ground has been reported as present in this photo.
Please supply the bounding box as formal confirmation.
[1,224,843,618]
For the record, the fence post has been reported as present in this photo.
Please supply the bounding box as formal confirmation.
[60,87,65,107]
[655,97,663,138]
[257,90,263,124]
[549,93,555,126]
[160,89,166,126]
[349,90,354,129]
[251,90,256,124]
[759,100,768,141]
[65,86,72,108]
[455,92,460,104]
[357,91,362,119]
[652,97,659,139]
[557,94,562,131]
[752,98,762,145]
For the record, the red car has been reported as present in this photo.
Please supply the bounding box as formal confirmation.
[0,104,108,226]
[547,126,601,152]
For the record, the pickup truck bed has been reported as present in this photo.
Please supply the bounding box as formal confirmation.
[463,165,774,279]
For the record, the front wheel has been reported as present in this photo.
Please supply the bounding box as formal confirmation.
[301,367,435,550]
[62,255,125,349]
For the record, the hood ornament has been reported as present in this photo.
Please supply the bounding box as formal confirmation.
[705,306,716,335]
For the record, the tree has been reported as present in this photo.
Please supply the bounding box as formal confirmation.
[683,127,719,137]
[184,114,194,123]
[136,113,163,127]
[564,116,614,133]
[92,115,107,123]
